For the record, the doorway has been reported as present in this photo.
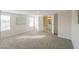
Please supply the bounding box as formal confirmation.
[43,16,52,32]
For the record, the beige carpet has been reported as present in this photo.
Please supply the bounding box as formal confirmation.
[0,31,73,49]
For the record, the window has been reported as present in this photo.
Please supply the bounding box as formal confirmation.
[1,15,10,31]
[29,16,34,27]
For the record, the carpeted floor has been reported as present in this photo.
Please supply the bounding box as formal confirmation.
[0,31,74,49]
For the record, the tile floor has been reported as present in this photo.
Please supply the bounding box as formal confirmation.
[0,31,74,49]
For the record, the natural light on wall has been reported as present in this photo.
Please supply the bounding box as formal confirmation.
[1,15,10,31]
[29,16,34,27]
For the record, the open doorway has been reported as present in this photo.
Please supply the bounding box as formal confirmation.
[43,16,52,33]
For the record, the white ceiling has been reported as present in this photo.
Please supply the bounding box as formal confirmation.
[1,10,62,15]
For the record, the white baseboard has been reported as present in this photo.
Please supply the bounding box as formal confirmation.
[58,33,71,40]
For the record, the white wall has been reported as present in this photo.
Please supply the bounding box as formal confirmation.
[72,11,79,48]
[1,12,32,38]
[34,16,44,32]
[0,11,1,39]
[58,11,72,39]
[51,15,54,34]
[34,16,39,32]
[39,16,44,32]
